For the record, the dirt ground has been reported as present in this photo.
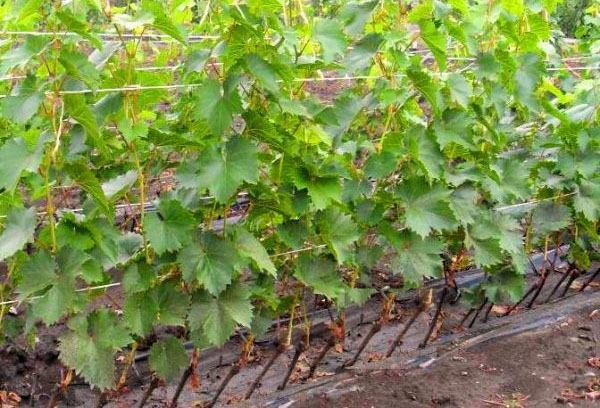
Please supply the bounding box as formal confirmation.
[294,305,600,408]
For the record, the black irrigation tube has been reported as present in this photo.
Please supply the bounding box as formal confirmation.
[133,247,569,363]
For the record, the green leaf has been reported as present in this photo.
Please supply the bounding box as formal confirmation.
[20,248,89,325]
[447,73,472,109]
[318,208,359,264]
[185,49,210,77]
[396,178,457,237]
[59,308,131,390]
[407,67,438,112]
[2,75,43,124]
[575,180,600,221]
[145,199,195,255]
[142,0,187,43]
[149,336,189,382]
[231,227,276,276]
[193,137,259,203]
[290,167,341,210]
[433,109,474,150]
[64,162,110,217]
[418,20,446,71]
[178,233,244,295]
[294,255,345,299]
[193,79,241,136]
[56,9,103,49]
[188,283,254,347]
[63,94,107,155]
[313,19,347,63]
[101,170,138,201]
[0,36,49,74]
[380,224,443,285]
[364,151,397,179]
[0,207,36,261]
[407,126,445,180]
[245,54,279,93]
[0,137,46,193]
[123,284,189,336]
[531,202,571,236]
[343,33,383,72]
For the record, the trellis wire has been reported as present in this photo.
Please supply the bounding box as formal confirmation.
[0,244,328,307]
[0,31,219,40]
[0,191,577,307]
[0,63,597,98]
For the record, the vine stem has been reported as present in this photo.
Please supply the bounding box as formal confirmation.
[136,376,160,408]
[277,341,306,390]
[419,286,448,348]
[117,342,138,389]
[243,342,286,400]
[385,307,421,357]
[306,338,335,379]
[169,348,199,408]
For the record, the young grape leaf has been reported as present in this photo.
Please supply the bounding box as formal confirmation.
[313,19,347,63]
[380,224,444,285]
[0,206,36,261]
[2,75,42,124]
[0,137,46,193]
[64,94,107,155]
[149,336,189,382]
[56,9,103,49]
[59,308,131,390]
[294,255,346,299]
[396,178,457,237]
[193,79,242,136]
[144,199,195,255]
[317,207,359,264]
[230,227,276,276]
[531,202,571,236]
[63,162,111,217]
[188,283,254,347]
[178,233,244,295]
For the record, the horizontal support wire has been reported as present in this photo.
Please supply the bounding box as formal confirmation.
[0,191,577,307]
[0,31,219,40]
[0,244,329,307]
[1,64,597,97]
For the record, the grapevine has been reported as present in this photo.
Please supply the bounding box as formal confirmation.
[0,0,598,406]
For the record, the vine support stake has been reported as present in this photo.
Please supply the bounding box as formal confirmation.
[244,342,286,400]
[386,308,421,357]
[169,348,199,408]
[277,341,306,390]
[205,363,241,408]
[419,286,448,348]
[468,299,488,328]
[306,338,335,380]
[579,268,600,293]
[545,267,572,303]
[343,321,382,368]
[136,376,160,408]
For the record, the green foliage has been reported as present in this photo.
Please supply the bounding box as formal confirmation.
[0,0,597,391]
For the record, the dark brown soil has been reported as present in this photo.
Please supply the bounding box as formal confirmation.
[294,305,600,408]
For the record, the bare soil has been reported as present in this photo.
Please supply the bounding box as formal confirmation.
[293,304,600,408]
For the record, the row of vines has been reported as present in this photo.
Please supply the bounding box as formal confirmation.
[0,0,598,402]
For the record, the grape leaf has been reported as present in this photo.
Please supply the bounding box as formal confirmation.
[230,227,276,276]
[396,178,458,237]
[0,206,36,261]
[144,199,195,255]
[149,336,189,382]
[192,137,258,203]
[178,233,244,295]
[59,308,131,390]
[188,283,254,347]
[317,208,359,264]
